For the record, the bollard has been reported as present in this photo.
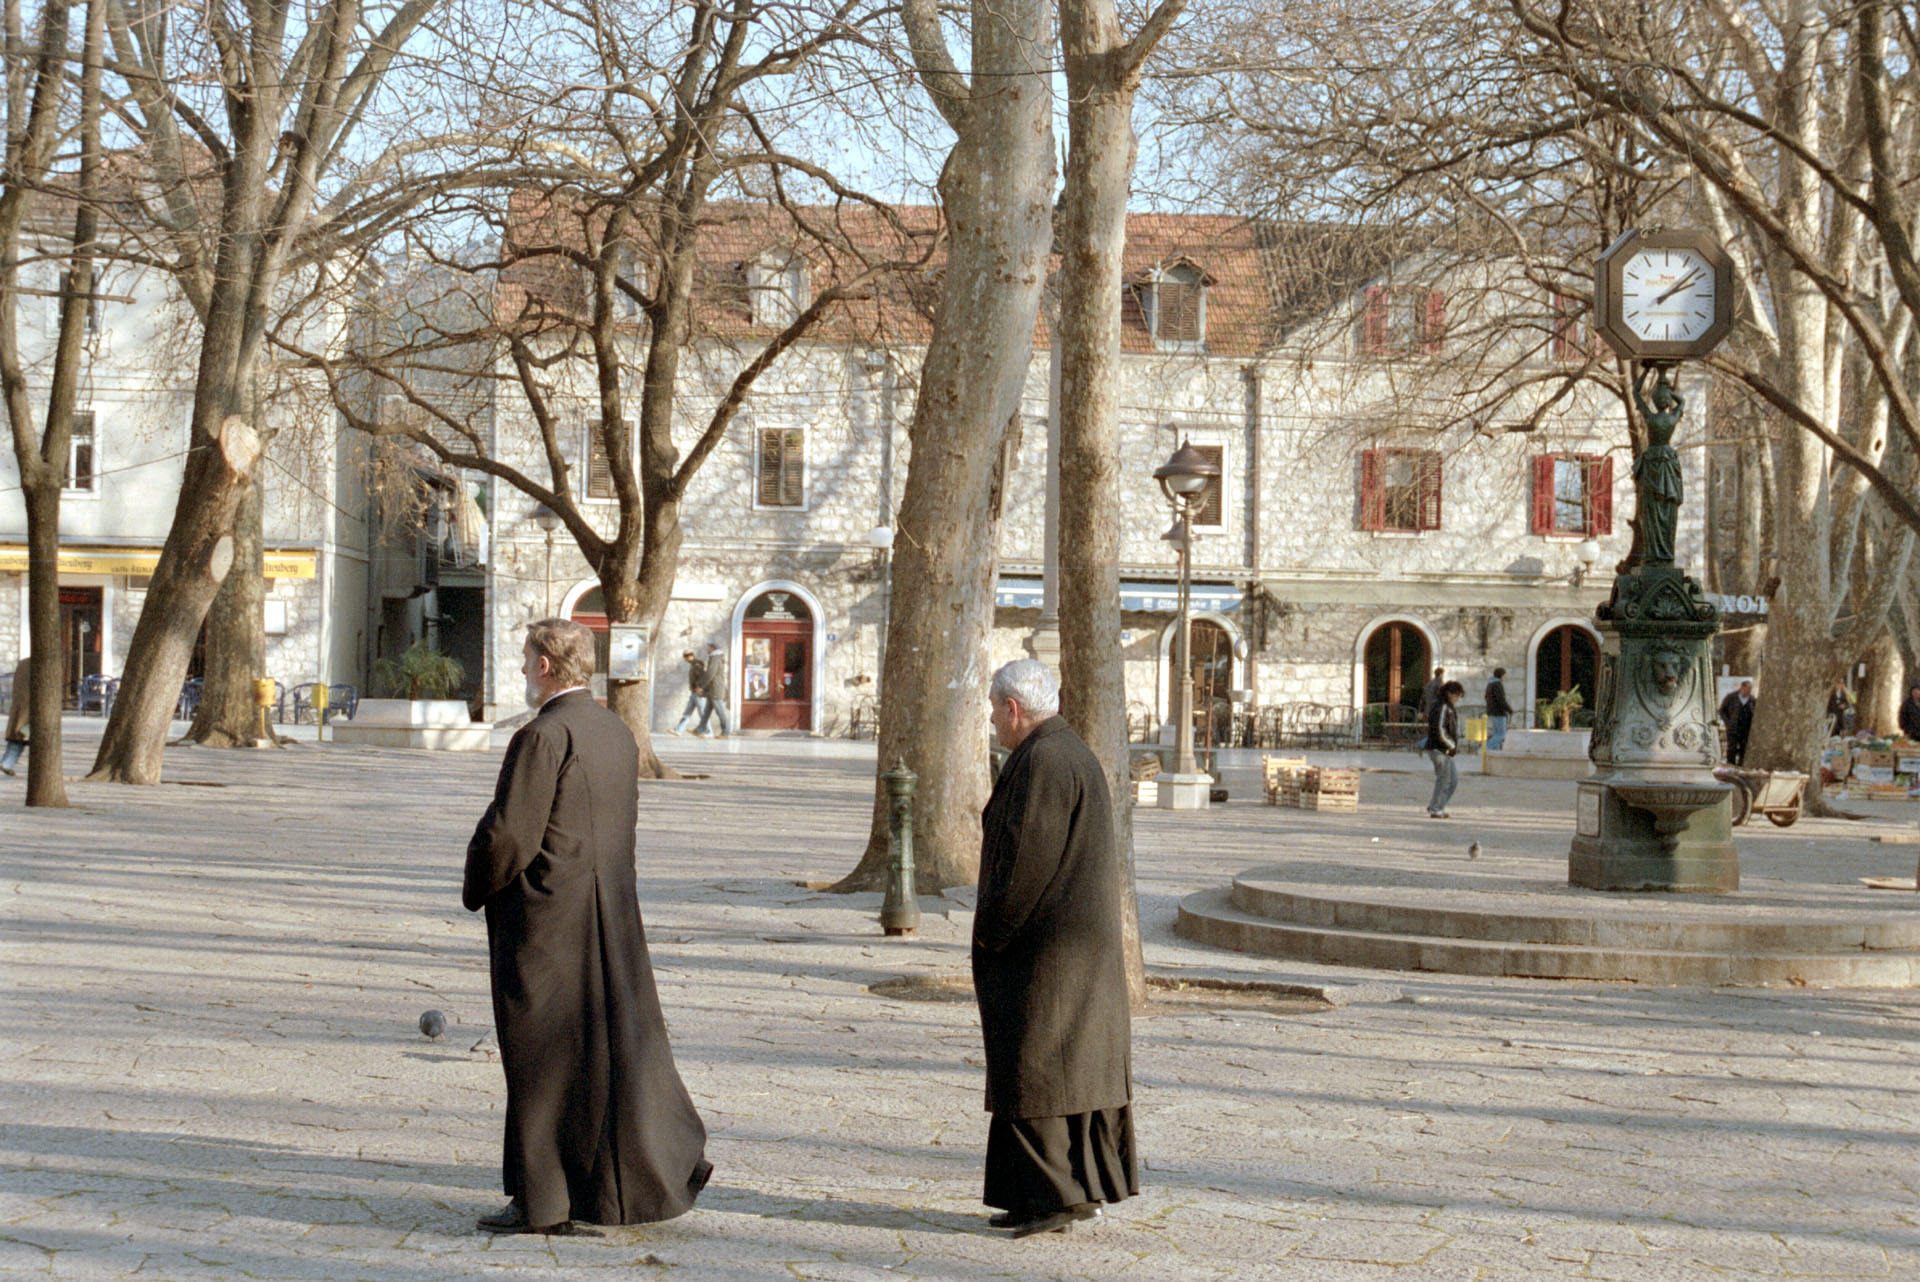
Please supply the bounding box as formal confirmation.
[880,760,920,936]
[311,679,329,742]
[253,678,275,743]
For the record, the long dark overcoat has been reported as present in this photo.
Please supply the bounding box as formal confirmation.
[973,715,1132,1119]
[464,690,710,1227]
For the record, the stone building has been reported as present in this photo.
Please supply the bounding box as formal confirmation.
[0,220,371,706]
[455,206,1702,740]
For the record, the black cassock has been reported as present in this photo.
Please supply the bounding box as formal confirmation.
[974,715,1137,1215]
[464,689,711,1227]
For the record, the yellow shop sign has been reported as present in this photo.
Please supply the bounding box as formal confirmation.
[0,546,317,578]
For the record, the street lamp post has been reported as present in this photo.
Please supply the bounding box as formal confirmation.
[1153,441,1219,811]
[866,524,894,679]
[531,504,561,617]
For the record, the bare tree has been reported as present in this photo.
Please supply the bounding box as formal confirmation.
[1,0,105,806]
[87,0,449,781]
[1053,0,1189,1005]
[1160,0,1920,800]
[831,0,1057,890]
[294,0,920,774]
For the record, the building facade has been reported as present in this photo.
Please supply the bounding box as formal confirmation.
[462,208,1707,741]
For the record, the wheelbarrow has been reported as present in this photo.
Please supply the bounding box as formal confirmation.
[1713,766,1808,827]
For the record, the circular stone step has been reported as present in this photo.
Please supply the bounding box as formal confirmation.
[1175,866,1920,988]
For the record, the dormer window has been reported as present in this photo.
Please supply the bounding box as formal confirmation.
[748,255,811,328]
[610,243,644,320]
[1148,262,1207,348]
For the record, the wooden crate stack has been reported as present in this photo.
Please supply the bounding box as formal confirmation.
[1262,756,1359,811]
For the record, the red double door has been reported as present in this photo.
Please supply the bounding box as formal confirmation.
[741,619,811,731]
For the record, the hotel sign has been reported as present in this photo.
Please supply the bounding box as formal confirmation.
[0,547,317,578]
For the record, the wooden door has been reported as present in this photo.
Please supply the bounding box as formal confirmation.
[740,590,813,731]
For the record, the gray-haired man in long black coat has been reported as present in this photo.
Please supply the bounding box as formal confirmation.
[464,618,712,1235]
[975,658,1137,1238]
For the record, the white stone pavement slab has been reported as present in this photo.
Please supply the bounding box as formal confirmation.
[1,727,1916,1280]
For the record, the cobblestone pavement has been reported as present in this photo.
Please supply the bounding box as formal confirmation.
[3,728,1918,1280]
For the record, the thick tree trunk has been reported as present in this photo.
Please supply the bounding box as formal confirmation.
[185,471,273,746]
[1858,628,1902,737]
[89,418,257,782]
[22,481,68,806]
[835,0,1056,891]
[1055,0,1173,1007]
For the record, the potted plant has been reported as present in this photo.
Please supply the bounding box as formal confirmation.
[1537,687,1585,732]
[374,639,464,700]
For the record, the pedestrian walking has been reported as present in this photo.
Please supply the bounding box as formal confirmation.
[1825,680,1853,738]
[1421,680,1465,818]
[974,658,1136,1238]
[1,656,29,777]
[669,650,708,736]
[693,643,731,738]
[1718,680,1756,765]
[463,618,711,1235]
[1418,666,1446,719]
[1483,667,1512,751]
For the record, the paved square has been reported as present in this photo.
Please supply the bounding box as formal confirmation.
[3,731,1917,1279]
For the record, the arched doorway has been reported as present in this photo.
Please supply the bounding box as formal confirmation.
[1158,613,1240,747]
[740,588,814,731]
[1533,622,1599,727]
[1361,619,1431,741]
[564,584,612,679]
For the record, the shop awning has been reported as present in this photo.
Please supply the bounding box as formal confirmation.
[0,546,317,579]
[995,577,1241,613]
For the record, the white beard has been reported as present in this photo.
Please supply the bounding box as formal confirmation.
[524,679,544,708]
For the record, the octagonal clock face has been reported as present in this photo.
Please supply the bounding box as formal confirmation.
[1620,247,1717,344]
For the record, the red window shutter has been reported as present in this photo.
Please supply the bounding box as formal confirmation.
[1418,450,1443,530]
[1422,290,1447,355]
[1359,449,1384,530]
[1590,455,1614,535]
[1530,455,1555,534]
[1363,287,1387,355]
[1551,293,1575,361]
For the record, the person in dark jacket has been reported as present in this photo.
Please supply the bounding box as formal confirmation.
[975,658,1135,1238]
[1421,680,1465,817]
[1718,680,1756,765]
[1483,667,1512,751]
[1,656,28,776]
[1418,666,1446,719]
[464,618,711,1235]
[668,650,708,736]
[1825,680,1853,738]
[1899,683,1920,742]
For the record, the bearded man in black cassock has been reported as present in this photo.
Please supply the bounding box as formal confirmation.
[463,618,712,1235]
[974,658,1138,1238]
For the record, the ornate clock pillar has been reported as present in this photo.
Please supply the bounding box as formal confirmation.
[1571,230,1739,893]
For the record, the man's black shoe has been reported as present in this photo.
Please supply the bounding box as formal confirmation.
[476,1201,575,1235]
[1006,1204,1099,1238]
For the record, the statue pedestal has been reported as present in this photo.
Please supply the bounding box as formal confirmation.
[1568,566,1739,894]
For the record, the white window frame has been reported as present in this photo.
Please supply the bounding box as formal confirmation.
[1177,429,1230,533]
[1149,264,1207,351]
[752,421,810,512]
[63,407,100,498]
[748,255,810,329]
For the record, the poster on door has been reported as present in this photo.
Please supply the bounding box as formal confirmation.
[744,637,772,701]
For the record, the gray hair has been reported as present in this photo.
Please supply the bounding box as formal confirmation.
[990,658,1060,715]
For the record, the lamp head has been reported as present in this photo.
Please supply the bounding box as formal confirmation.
[531,503,562,534]
[865,525,895,550]
[1575,538,1600,569]
[1154,440,1218,503]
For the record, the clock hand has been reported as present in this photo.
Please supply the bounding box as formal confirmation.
[1653,270,1701,306]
